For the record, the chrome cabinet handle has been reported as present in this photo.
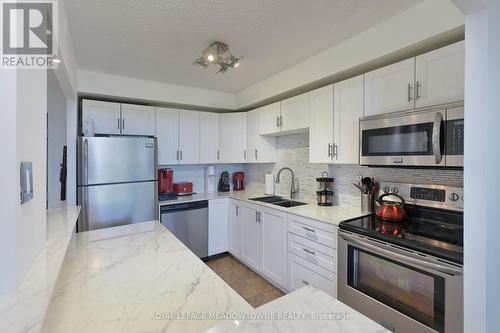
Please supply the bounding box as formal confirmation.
[176,150,179,161]
[117,118,120,130]
[302,226,315,233]
[180,150,183,161]
[333,143,338,160]
[255,149,258,160]
[327,143,332,157]
[302,280,310,285]
[217,150,219,160]
[255,211,261,222]
[302,248,316,255]
[244,149,246,159]
[432,112,443,164]
[407,83,413,102]
[279,116,283,127]
[416,81,421,100]
[236,206,239,216]
[276,116,280,127]
[122,118,125,130]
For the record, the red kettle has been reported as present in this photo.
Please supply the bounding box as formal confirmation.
[376,193,407,222]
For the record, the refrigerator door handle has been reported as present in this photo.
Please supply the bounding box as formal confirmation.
[83,138,89,185]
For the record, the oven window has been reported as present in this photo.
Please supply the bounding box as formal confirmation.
[348,246,445,332]
[362,123,434,156]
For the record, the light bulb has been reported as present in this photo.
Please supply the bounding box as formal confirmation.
[207,54,214,62]
[234,62,240,68]
[52,56,61,63]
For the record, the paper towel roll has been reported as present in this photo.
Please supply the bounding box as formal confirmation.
[265,173,274,195]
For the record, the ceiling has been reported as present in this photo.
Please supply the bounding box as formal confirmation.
[65,0,422,93]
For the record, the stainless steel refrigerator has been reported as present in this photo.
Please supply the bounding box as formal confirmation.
[77,136,158,232]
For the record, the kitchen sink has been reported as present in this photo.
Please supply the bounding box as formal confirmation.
[249,196,307,208]
[271,200,307,208]
[249,196,285,203]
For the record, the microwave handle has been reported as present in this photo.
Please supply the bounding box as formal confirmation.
[432,112,443,164]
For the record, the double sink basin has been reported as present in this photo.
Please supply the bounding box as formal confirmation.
[249,196,307,208]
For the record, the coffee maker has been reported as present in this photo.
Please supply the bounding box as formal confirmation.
[158,168,177,201]
[232,172,245,191]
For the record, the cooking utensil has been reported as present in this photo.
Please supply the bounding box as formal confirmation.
[376,193,407,222]
[352,183,366,193]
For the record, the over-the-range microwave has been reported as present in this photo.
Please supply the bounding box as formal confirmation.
[359,104,464,167]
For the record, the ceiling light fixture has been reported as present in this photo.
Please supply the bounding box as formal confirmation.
[52,55,62,64]
[193,41,242,74]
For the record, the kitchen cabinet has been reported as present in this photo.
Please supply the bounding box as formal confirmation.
[288,253,337,297]
[219,113,247,163]
[280,92,310,134]
[309,85,334,163]
[333,75,364,164]
[199,112,220,163]
[364,58,415,116]
[82,100,121,135]
[240,204,261,271]
[208,199,229,256]
[155,107,179,165]
[259,102,281,135]
[260,208,287,288]
[415,41,464,108]
[247,108,276,163]
[178,110,200,164]
[228,200,242,258]
[120,104,156,136]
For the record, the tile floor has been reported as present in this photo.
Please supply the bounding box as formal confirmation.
[206,254,285,308]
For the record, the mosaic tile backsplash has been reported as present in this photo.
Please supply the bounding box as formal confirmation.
[160,132,463,207]
[244,133,464,205]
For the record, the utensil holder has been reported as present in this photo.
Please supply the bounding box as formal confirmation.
[361,193,373,213]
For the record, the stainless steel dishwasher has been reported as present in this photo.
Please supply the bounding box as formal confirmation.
[160,200,208,258]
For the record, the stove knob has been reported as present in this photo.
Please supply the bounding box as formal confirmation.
[384,186,390,194]
[449,193,460,201]
[393,187,399,194]
[389,186,395,193]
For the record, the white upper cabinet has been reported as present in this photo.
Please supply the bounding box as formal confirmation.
[309,85,334,163]
[120,103,156,136]
[82,100,121,135]
[178,110,200,164]
[333,75,364,164]
[260,102,281,135]
[199,112,220,164]
[155,107,179,165]
[280,92,310,134]
[219,113,247,163]
[415,41,465,108]
[247,108,276,163]
[364,58,415,116]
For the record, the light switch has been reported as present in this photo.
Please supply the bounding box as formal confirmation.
[20,162,33,204]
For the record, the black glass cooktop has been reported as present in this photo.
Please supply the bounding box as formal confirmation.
[339,205,463,264]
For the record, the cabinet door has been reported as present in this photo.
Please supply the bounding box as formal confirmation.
[333,75,364,164]
[155,108,179,165]
[82,99,121,135]
[280,92,309,134]
[260,102,281,135]
[228,201,242,258]
[240,205,261,270]
[199,112,220,164]
[219,113,247,163]
[415,41,465,108]
[247,108,276,163]
[208,199,229,256]
[178,110,200,164]
[260,208,287,288]
[309,85,334,163]
[364,58,415,116]
[120,104,156,136]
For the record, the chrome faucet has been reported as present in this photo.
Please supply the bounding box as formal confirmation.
[275,167,299,199]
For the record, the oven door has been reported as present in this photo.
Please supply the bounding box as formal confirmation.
[338,231,463,333]
[360,109,445,167]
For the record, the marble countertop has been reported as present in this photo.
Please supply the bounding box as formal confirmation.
[0,206,81,333]
[159,190,369,226]
[204,286,388,333]
[40,221,252,333]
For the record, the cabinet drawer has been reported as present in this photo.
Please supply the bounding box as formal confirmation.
[288,233,337,273]
[287,214,338,249]
[288,253,337,298]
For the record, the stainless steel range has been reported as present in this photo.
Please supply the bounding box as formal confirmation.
[338,182,463,333]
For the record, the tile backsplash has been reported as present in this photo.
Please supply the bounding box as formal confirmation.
[244,133,463,205]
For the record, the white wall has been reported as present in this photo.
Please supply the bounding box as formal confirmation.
[47,71,68,209]
[236,0,464,108]
[77,70,237,110]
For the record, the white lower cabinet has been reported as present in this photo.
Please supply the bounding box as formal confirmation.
[240,204,261,270]
[260,208,287,289]
[228,200,242,258]
[288,253,337,298]
[208,199,229,256]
